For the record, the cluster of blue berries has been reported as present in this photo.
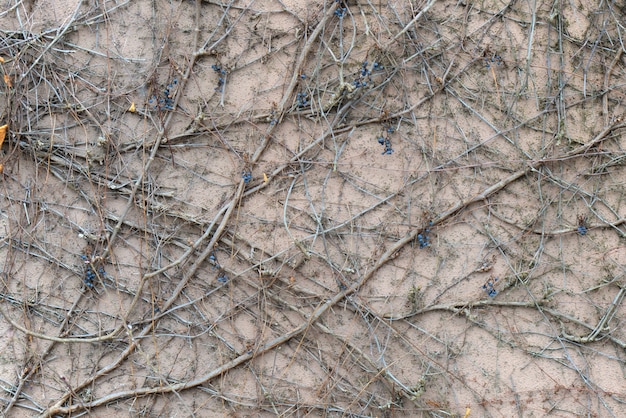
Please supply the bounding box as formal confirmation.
[217,272,228,284]
[212,64,226,92]
[417,222,432,248]
[352,61,384,89]
[377,136,394,155]
[360,61,384,76]
[484,54,503,68]
[148,78,178,111]
[242,170,252,184]
[80,255,105,289]
[352,61,371,88]
[296,92,309,108]
[483,277,499,297]
[577,225,587,235]
[360,61,370,78]
[334,7,347,18]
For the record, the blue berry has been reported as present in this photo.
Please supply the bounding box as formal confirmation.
[209,252,220,269]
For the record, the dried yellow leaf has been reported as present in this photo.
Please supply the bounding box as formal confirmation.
[3,74,11,88]
[0,57,5,63]
[128,102,136,112]
[0,124,7,148]
[263,172,268,183]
